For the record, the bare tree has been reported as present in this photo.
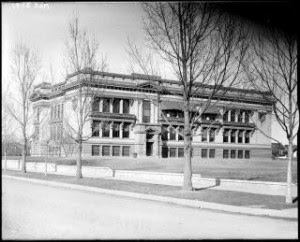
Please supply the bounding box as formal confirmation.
[63,14,107,178]
[5,42,41,173]
[245,27,297,204]
[127,2,249,190]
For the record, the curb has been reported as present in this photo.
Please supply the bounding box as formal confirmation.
[2,175,298,220]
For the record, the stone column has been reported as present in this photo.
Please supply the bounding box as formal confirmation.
[175,126,179,141]
[109,122,113,138]
[228,129,231,143]
[242,111,245,123]
[110,98,113,113]
[99,99,103,112]
[228,110,231,122]
[99,122,103,137]
[120,122,123,138]
[242,130,246,143]
[167,126,170,140]
[235,129,238,143]
[120,99,123,114]
[139,100,143,122]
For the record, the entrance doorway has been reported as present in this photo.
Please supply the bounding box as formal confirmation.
[146,142,153,156]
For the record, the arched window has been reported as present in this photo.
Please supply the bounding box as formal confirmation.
[113,99,120,113]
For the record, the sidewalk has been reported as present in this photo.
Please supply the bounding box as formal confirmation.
[2,170,298,220]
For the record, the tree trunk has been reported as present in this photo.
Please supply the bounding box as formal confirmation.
[76,141,83,179]
[183,103,193,191]
[285,140,293,204]
[21,142,26,173]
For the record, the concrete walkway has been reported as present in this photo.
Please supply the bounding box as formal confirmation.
[3,175,298,220]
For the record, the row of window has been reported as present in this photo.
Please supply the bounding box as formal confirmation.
[92,121,131,138]
[92,98,130,114]
[92,145,130,157]
[223,109,250,123]
[161,126,184,141]
[223,129,251,143]
[223,149,250,159]
[51,104,63,120]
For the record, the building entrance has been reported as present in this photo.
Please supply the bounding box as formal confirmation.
[146,142,153,156]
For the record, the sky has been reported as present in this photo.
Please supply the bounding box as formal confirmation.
[1,2,293,144]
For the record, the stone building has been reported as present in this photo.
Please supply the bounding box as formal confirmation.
[30,69,273,160]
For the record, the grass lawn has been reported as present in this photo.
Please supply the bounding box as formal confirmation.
[3,156,297,183]
[3,170,298,211]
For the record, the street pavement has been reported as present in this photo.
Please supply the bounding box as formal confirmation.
[2,177,298,239]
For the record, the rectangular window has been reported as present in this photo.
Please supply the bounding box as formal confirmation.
[102,146,110,156]
[245,111,250,123]
[113,122,120,138]
[92,121,100,137]
[169,127,176,140]
[178,148,184,157]
[103,98,110,112]
[92,145,100,156]
[238,111,243,122]
[209,149,215,158]
[170,148,177,157]
[223,149,229,159]
[112,146,120,156]
[142,100,151,123]
[238,130,243,143]
[231,110,236,122]
[123,123,130,138]
[238,150,243,158]
[231,150,236,159]
[102,122,110,137]
[92,98,100,112]
[231,130,236,143]
[161,126,168,141]
[122,146,130,156]
[201,149,208,158]
[54,106,57,119]
[245,131,250,143]
[223,129,229,143]
[202,128,208,142]
[123,99,130,114]
[209,129,215,142]
[245,150,250,159]
[113,99,120,113]
[178,127,184,141]
[223,111,228,122]
[58,105,60,119]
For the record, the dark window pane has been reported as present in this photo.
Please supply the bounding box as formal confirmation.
[123,123,130,138]
[201,149,208,158]
[113,122,120,138]
[231,110,236,122]
[245,131,250,143]
[223,111,228,122]
[161,126,168,141]
[123,99,130,114]
[103,98,110,112]
[113,99,120,113]
[245,150,250,159]
[92,98,100,112]
[113,146,120,156]
[231,150,236,158]
[122,146,130,156]
[178,127,184,141]
[202,128,208,142]
[223,149,229,158]
[209,129,215,142]
[238,111,243,122]
[223,129,229,143]
[209,149,215,158]
[92,121,100,137]
[102,122,110,137]
[162,146,168,158]
[170,148,176,157]
[245,111,250,123]
[178,148,184,157]
[102,146,110,156]
[170,127,176,140]
[92,145,100,156]
[238,150,243,158]
[238,130,243,143]
[231,130,236,143]
[143,100,151,123]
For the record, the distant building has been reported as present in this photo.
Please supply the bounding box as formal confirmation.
[2,142,23,156]
[30,69,273,160]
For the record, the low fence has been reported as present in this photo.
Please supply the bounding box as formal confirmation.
[2,159,297,197]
